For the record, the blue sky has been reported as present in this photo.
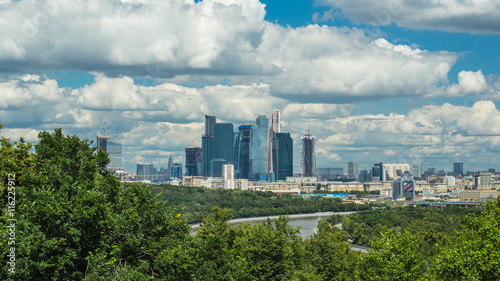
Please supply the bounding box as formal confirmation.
[1,0,500,174]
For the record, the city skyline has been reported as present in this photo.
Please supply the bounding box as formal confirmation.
[1,0,500,174]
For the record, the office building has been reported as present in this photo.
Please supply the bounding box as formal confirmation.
[250,115,269,181]
[348,162,354,180]
[171,163,183,180]
[453,162,464,176]
[302,131,315,177]
[201,115,216,177]
[214,122,234,163]
[185,146,202,176]
[372,162,383,181]
[272,132,293,181]
[96,132,123,171]
[234,125,252,179]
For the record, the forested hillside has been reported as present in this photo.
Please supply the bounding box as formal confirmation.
[325,206,482,246]
[1,127,499,280]
[137,183,372,223]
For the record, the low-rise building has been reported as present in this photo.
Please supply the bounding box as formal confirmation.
[327,182,364,192]
[459,189,499,202]
[182,176,204,187]
[286,177,318,184]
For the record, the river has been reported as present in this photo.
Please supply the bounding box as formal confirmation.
[190,211,356,239]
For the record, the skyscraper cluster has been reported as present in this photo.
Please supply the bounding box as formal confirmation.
[189,110,298,182]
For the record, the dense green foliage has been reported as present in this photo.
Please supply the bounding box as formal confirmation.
[1,126,500,280]
[328,206,482,248]
[136,183,373,223]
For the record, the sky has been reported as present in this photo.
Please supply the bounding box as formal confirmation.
[1,0,500,174]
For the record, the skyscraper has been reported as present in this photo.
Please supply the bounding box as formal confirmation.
[185,146,202,176]
[453,162,463,176]
[268,110,280,174]
[302,131,315,177]
[201,115,215,177]
[234,125,252,179]
[272,132,293,181]
[348,162,354,180]
[214,122,234,163]
[96,132,122,171]
[251,115,269,181]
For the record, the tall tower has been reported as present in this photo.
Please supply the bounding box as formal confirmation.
[301,131,315,177]
[251,115,269,181]
[214,122,234,163]
[268,110,280,174]
[234,125,252,179]
[272,132,293,181]
[348,162,354,180]
[201,115,216,177]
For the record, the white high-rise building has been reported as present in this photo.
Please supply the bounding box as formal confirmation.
[223,164,234,189]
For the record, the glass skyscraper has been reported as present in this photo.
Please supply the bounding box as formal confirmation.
[272,132,293,181]
[201,115,215,177]
[214,122,234,164]
[234,125,252,179]
[250,115,268,181]
[453,162,463,176]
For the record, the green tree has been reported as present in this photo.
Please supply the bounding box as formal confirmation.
[305,230,359,280]
[357,229,426,281]
[433,196,500,280]
[233,216,303,281]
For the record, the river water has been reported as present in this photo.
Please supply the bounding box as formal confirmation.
[190,211,355,239]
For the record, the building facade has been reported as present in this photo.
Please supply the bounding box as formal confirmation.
[302,132,315,177]
[214,122,234,164]
[234,125,252,179]
[96,133,123,171]
[185,146,202,176]
[453,162,464,176]
[250,115,269,181]
[272,132,293,181]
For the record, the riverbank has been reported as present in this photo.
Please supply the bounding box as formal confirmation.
[190,211,356,231]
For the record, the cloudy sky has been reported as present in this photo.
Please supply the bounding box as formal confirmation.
[1,0,500,174]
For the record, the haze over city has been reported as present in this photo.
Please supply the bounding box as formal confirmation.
[1,0,500,174]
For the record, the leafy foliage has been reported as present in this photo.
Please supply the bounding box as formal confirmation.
[139,183,372,224]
